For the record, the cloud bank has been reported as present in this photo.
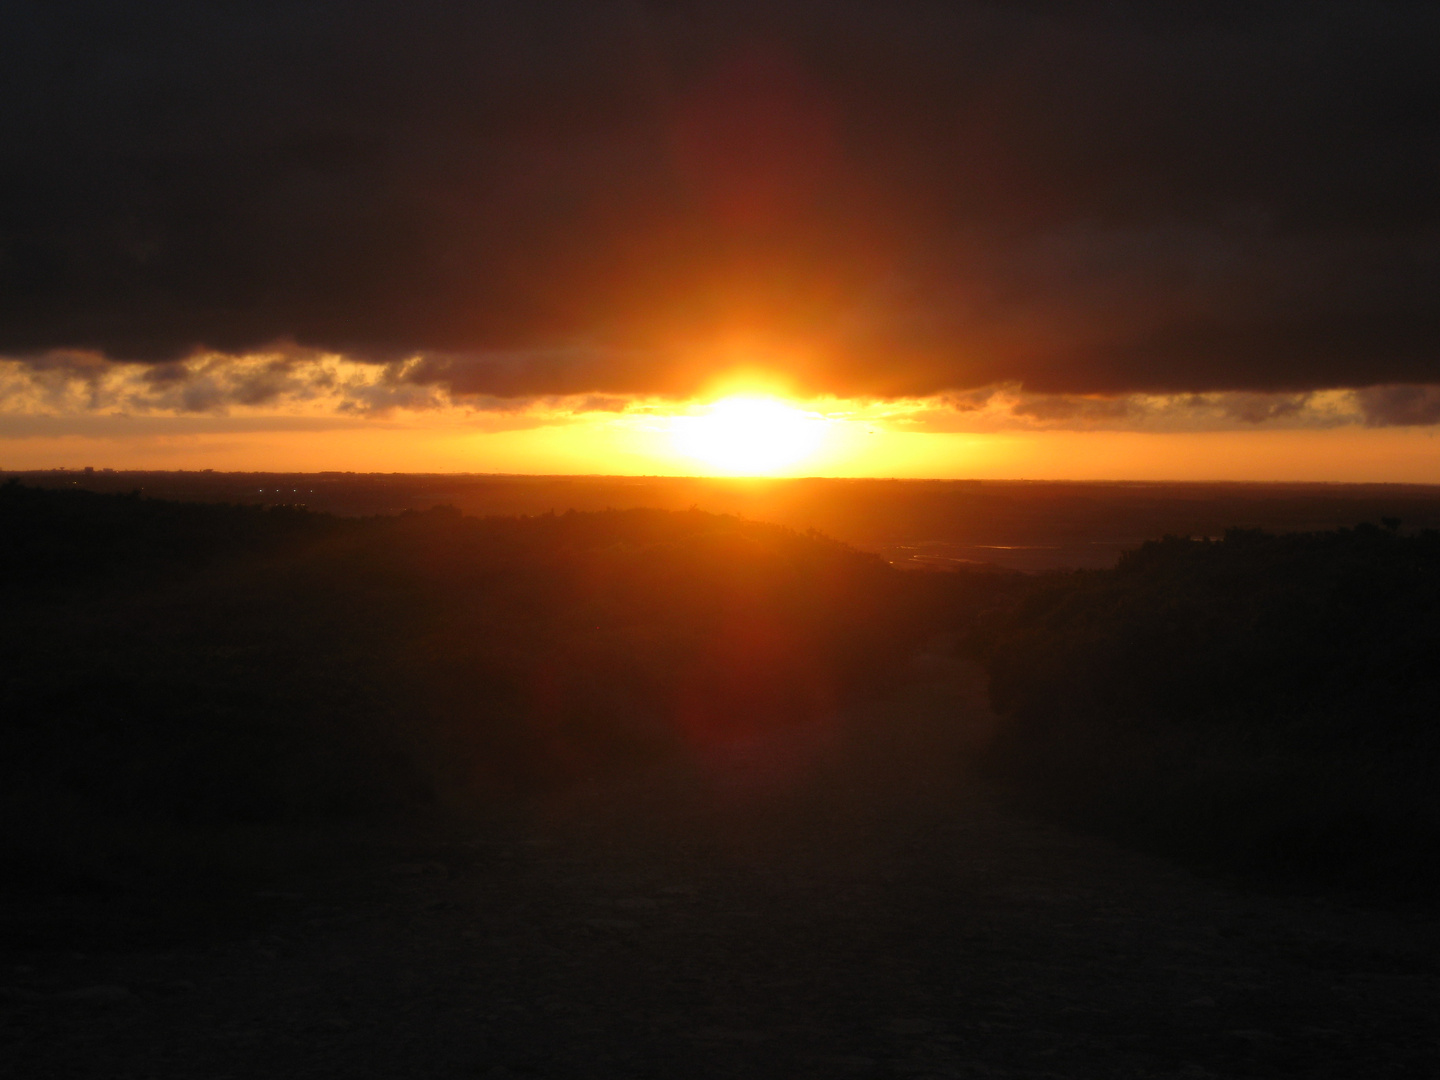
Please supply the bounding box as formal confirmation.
[3,352,1437,438]
[1,2,1437,398]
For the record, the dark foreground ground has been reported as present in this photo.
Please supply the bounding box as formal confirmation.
[4,659,1435,1079]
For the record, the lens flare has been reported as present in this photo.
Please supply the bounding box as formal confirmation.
[672,396,826,475]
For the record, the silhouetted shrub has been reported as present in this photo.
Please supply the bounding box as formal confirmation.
[979,525,1440,890]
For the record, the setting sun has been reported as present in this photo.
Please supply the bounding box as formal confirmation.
[670,396,827,475]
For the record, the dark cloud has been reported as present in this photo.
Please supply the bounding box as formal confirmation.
[1214,392,1311,425]
[1,1,1437,396]
[1356,384,1440,426]
[1010,394,1134,424]
[896,385,1353,433]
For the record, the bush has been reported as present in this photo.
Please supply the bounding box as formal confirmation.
[979,524,1440,891]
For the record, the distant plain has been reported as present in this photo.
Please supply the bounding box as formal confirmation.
[13,470,1440,571]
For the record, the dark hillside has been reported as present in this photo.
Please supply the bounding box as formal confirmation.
[7,479,1433,938]
[980,524,1440,891]
[4,489,1437,1079]
[0,484,940,905]
[0,480,349,596]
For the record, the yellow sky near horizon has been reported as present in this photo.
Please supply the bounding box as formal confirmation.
[3,400,1439,483]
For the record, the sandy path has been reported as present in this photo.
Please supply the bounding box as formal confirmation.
[4,661,1437,1078]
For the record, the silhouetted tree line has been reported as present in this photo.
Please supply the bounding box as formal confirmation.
[978,523,1440,888]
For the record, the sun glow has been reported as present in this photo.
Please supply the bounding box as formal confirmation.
[671,396,827,475]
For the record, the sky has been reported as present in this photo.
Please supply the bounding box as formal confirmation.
[1,2,1438,478]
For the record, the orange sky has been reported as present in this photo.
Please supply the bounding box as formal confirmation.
[3,393,1437,483]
